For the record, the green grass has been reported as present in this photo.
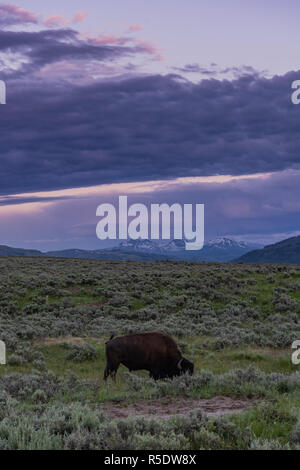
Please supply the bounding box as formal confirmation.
[291,290,300,301]
[130,299,148,311]
[232,393,300,444]
[17,288,39,310]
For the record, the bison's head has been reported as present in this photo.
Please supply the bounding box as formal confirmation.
[177,357,194,375]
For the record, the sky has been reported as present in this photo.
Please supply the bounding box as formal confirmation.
[0,1,300,250]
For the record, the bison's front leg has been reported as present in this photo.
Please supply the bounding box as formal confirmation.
[149,370,160,381]
[104,363,120,382]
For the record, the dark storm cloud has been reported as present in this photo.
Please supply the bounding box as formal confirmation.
[1,69,300,195]
[0,29,139,77]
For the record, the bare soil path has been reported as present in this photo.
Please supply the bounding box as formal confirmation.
[101,396,255,420]
[35,336,103,346]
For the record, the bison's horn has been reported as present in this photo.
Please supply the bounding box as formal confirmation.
[177,359,183,370]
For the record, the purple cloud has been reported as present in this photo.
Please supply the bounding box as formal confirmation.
[0,3,38,27]
[0,28,145,78]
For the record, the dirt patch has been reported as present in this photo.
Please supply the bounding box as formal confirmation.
[101,396,255,420]
[34,336,103,346]
[67,286,83,293]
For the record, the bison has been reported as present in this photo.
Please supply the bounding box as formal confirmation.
[104,332,194,381]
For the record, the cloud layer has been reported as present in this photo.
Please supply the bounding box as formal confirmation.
[0,170,299,250]
[0,68,299,195]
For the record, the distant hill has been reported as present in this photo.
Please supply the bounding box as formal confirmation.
[0,245,172,262]
[0,245,42,257]
[46,248,169,262]
[0,237,260,263]
[235,236,300,264]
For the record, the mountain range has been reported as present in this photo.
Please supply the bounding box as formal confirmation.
[116,238,261,262]
[0,245,167,262]
[0,237,261,263]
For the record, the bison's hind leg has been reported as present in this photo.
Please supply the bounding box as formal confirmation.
[104,366,110,381]
[104,347,121,382]
[111,370,118,382]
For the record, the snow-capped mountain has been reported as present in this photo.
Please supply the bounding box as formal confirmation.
[206,237,240,247]
[118,239,185,253]
[199,238,261,262]
[204,237,255,249]
[116,238,261,262]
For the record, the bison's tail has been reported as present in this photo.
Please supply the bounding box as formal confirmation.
[106,333,115,344]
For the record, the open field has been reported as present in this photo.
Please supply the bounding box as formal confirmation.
[0,257,300,450]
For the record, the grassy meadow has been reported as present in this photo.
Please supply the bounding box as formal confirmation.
[0,257,300,450]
